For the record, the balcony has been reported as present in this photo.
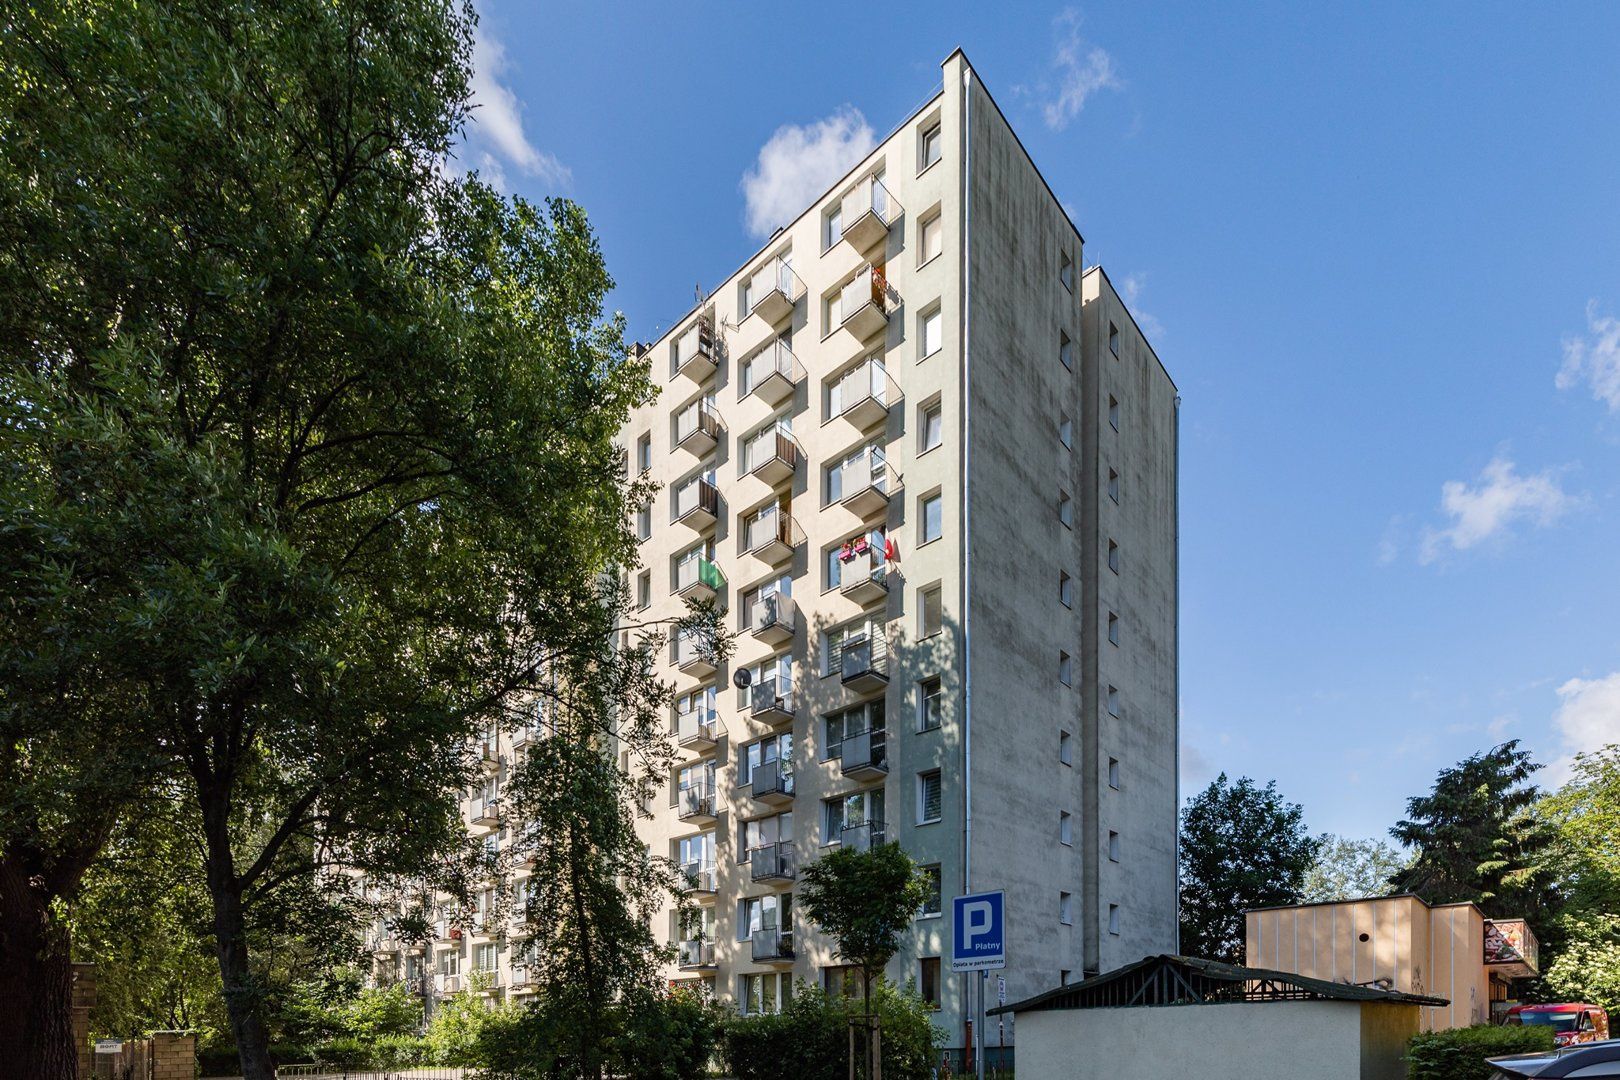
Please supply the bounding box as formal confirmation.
[750,594,796,646]
[838,554,888,605]
[472,798,501,828]
[673,555,725,602]
[840,819,888,853]
[513,725,538,749]
[678,784,717,824]
[833,359,895,431]
[371,936,401,956]
[679,939,717,970]
[478,741,501,773]
[744,506,796,565]
[474,975,504,997]
[674,402,722,457]
[838,451,892,519]
[674,632,717,678]
[509,967,537,993]
[742,339,800,407]
[672,317,717,383]
[749,757,794,807]
[681,861,718,897]
[744,257,805,327]
[672,478,720,531]
[749,840,796,884]
[676,708,720,752]
[744,428,800,486]
[749,677,795,727]
[839,635,889,693]
[438,973,462,996]
[838,728,888,780]
[751,927,795,964]
[841,176,902,253]
[838,265,890,342]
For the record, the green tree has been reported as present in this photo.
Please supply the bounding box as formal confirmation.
[1537,745,1620,1013]
[1301,834,1406,903]
[2,3,654,1078]
[1390,742,1558,921]
[1543,912,1620,1016]
[1178,774,1320,963]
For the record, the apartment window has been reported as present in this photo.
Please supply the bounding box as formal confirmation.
[917,770,942,825]
[1108,540,1120,574]
[1109,830,1121,861]
[1058,490,1073,528]
[1060,730,1073,766]
[1059,571,1074,608]
[920,123,942,170]
[1108,757,1121,789]
[1061,969,1072,986]
[475,943,497,972]
[636,571,651,610]
[1059,810,1073,846]
[920,399,943,452]
[1059,414,1073,448]
[1109,322,1120,357]
[740,732,792,788]
[822,616,883,678]
[824,525,886,590]
[740,811,793,864]
[1108,394,1120,431]
[919,491,943,544]
[1108,467,1120,503]
[738,972,793,1016]
[1108,904,1121,935]
[636,432,652,473]
[920,212,943,264]
[918,677,943,732]
[919,957,942,1009]
[738,893,791,942]
[1060,251,1075,292]
[1108,612,1120,646]
[1058,651,1073,686]
[919,584,943,638]
[824,789,885,842]
[1060,891,1073,924]
[822,700,883,760]
[1107,685,1121,717]
[920,306,943,359]
[919,864,943,917]
[637,502,651,541]
[823,204,843,251]
[1060,331,1074,371]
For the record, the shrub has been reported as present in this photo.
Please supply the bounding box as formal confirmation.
[314,1036,369,1067]
[477,986,726,1080]
[1407,1023,1556,1080]
[371,1033,434,1068]
[198,1042,314,1076]
[721,980,943,1080]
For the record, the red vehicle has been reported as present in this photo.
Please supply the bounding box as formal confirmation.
[1505,1003,1610,1047]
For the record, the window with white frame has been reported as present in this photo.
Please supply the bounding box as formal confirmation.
[677,832,715,877]
[1109,322,1120,356]
[1059,571,1074,608]
[636,570,651,610]
[675,685,717,732]
[676,760,714,805]
[1108,757,1121,789]
[636,432,652,473]
[1059,414,1073,448]
[918,677,943,732]
[919,864,942,917]
[1109,830,1121,861]
[738,893,791,941]
[637,502,651,540]
[824,527,887,591]
[475,943,497,972]
[740,732,793,787]
[920,399,943,452]
[920,306,943,358]
[827,352,886,420]
[1108,467,1120,502]
[917,770,942,824]
[1060,811,1073,846]
[1108,612,1120,646]
[1109,904,1121,934]
[738,650,793,710]
[1107,685,1120,717]
[1108,540,1120,573]
[738,972,793,1016]
[1059,490,1073,528]
[741,574,793,628]
[824,789,885,841]
[920,123,942,170]
[919,491,943,544]
[1060,251,1075,292]
[822,699,884,761]
[1108,394,1120,430]
[919,584,943,638]
[824,442,887,505]
[1059,651,1073,686]
[1061,730,1074,765]
[822,616,884,676]
[920,212,943,264]
[1060,891,1074,924]
[823,203,843,251]
[740,810,793,863]
[1060,331,1074,371]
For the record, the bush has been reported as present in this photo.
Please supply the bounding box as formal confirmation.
[613,987,729,1080]
[371,1033,434,1068]
[314,1036,369,1067]
[722,980,944,1080]
[1407,1023,1556,1080]
[477,986,726,1080]
[197,1042,314,1076]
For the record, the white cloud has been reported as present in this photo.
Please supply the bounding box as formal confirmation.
[1042,9,1122,131]
[1418,456,1580,563]
[1120,272,1166,342]
[740,106,876,239]
[1557,300,1620,411]
[1546,673,1620,785]
[457,21,569,189]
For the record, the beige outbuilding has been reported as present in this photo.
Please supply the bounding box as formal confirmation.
[989,954,1446,1080]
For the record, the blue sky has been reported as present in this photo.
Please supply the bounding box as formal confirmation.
[463,2,1620,843]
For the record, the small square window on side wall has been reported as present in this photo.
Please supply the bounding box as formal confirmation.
[920,213,943,264]
[1059,651,1073,686]
[1060,891,1073,924]
[1059,414,1073,448]
[1059,572,1074,608]
[1107,685,1121,717]
[1108,540,1120,574]
[1060,811,1073,846]
[1060,731,1074,766]
[1059,490,1073,528]
[1108,757,1121,789]
[1108,830,1121,861]
[920,399,943,452]
[1108,612,1120,646]
[920,585,943,639]
[920,123,942,171]
[1109,322,1120,357]
[1108,468,1120,503]
[1108,904,1121,935]
[1108,395,1120,431]
[1060,331,1074,371]
[1060,251,1074,292]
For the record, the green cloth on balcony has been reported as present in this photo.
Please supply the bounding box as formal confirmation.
[698,558,725,589]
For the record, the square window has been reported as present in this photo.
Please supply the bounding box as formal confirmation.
[1060,811,1073,846]
[921,400,943,452]
[920,957,941,1009]
[1108,904,1121,935]
[921,307,943,358]
[637,571,651,610]
[1060,331,1073,371]
[1059,414,1073,449]
[1061,969,1071,986]
[1107,467,1120,503]
[921,123,942,170]
[1058,651,1073,686]
[1060,730,1073,766]
[920,864,943,916]
[1108,612,1120,646]
[637,432,652,473]
[1107,685,1121,717]
[920,492,943,544]
[1060,891,1073,924]
[1059,571,1074,608]
[1108,540,1120,574]
[1060,251,1075,292]
[917,770,942,824]
[1108,830,1121,861]
[1058,490,1073,528]
[1108,757,1121,789]
[1109,322,1120,357]
[920,213,943,264]
[918,677,943,732]
[824,204,843,251]
[1108,395,1120,431]
[920,585,943,638]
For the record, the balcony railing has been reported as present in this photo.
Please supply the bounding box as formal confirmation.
[672,478,720,530]
[743,427,800,485]
[681,860,718,894]
[676,707,719,751]
[673,555,724,601]
[751,927,795,963]
[674,631,717,676]
[472,798,500,827]
[838,552,888,604]
[839,633,889,692]
[671,316,717,382]
[479,741,501,772]
[509,967,536,991]
[839,448,891,518]
[750,594,796,646]
[678,783,717,822]
[841,176,902,252]
[742,339,799,407]
[674,402,722,455]
[744,257,804,326]
[838,264,890,340]
[833,359,894,430]
[749,675,794,726]
[744,505,796,564]
[749,840,796,883]
[838,728,888,779]
[438,973,462,995]
[840,819,888,853]
[749,757,794,806]
[679,939,717,969]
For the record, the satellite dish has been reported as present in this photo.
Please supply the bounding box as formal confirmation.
[732,668,752,690]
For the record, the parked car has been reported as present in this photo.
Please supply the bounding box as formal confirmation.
[1488,1038,1620,1078]
[1506,1003,1611,1047]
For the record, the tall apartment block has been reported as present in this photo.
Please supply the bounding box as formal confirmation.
[622,50,1179,1050]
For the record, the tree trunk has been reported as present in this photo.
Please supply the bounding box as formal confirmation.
[210,877,276,1080]
[0,851,79,1080]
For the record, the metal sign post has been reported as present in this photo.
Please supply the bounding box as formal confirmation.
[950,891,1004,1080]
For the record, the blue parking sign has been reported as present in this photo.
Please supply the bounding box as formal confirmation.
[951,890,1005,972]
